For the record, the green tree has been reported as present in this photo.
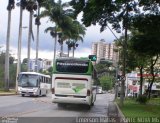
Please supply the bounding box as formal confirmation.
[99,76,113,91]
[130,14,160,98]
[22,58,28,64]
[9,64,17,88]
[40,0,74,60]
[70,0,139,107]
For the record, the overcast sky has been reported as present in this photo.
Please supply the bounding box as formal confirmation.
[0,0,121,60]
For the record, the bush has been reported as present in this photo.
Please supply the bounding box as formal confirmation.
[136,95,148,104]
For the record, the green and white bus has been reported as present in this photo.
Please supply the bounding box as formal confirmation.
[51,58,97,108]
[18,72,51,97]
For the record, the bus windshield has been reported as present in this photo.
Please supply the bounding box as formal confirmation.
[18,74,39,87]
[56,59,89,73]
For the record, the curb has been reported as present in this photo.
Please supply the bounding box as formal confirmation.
[114,102,128,123]
[0,93,17,96]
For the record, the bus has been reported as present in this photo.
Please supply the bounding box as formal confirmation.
[18,72,51,97]
[51,58,97,109]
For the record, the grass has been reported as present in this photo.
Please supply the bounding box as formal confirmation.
[148,98,160,105]
[0,89,16,94]
[116,98,160,123]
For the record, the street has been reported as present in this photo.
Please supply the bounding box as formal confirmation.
[0,93,115,123]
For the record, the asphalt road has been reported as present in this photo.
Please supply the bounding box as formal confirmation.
[0,93,115,123]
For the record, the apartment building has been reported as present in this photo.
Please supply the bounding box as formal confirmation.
[91,39,118,64]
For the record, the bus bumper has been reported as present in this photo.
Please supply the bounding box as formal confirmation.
[52,95,91,105]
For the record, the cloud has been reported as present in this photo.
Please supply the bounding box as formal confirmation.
[0,0,121,60]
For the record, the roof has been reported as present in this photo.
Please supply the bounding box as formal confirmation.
[19,72,50,77]
[56,57,90,62]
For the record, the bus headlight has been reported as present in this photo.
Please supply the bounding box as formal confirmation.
[33,88,38,92]
[18,87,22,91]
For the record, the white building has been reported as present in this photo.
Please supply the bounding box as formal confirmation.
[29,59,52,72]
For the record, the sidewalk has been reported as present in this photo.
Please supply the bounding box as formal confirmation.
[108,101,126,123]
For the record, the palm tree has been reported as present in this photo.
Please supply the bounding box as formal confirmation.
[66,40,71,57]
[4,0,15,91]
[45,26,59,62]
[69,21,86,57]
[26,0,37,72]
[35,0,45,72]
[40,0,74,61]
[16,0,27,92]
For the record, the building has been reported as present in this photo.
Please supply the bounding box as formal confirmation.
[29,59,52,72]
[91,39,119,64]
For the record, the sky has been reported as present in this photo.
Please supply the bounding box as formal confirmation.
[0,0,121,60]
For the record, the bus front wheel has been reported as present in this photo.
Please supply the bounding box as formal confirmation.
[39,90,41,97]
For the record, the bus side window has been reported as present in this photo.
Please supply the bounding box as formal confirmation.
[42,77,44,83]
[37,76,40,87]
[39,77,42,83]
[46,78,48,83]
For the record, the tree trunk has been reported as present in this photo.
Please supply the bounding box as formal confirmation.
[53,28,57,64]
[60,42,63,57]
[72,45,75,58]
[16,6,23,92]
[35,6,40,72]
[5,10,12,91]
[120,2,128,107]
[148,56,158,99]
[27,11,33,72]
[67,46,69,57]
[139,66,143,96]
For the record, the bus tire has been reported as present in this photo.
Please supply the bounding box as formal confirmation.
[86,105,91,110]
[21,94,25,97]
[58,103,66,108]
[91,96,94,106]
[91,102,94,106]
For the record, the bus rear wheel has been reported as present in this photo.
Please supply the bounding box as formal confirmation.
[86,105,91,110]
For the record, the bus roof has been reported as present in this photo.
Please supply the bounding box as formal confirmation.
[19,72,50,78]
[56,57,90,62]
